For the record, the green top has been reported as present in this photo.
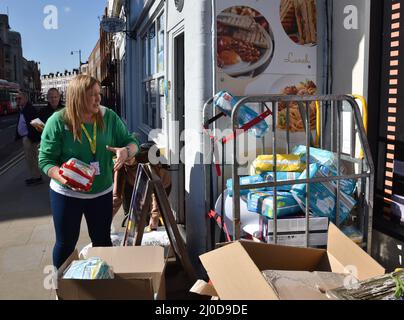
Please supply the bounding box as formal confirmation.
[38,106,139,194]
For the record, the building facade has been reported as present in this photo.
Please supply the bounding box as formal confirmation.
[100,7,117,112]
[106,0,127,117]
[115,0,404,274]
[41,69,79,101]
[0,14,40,100]
[0,15,24,88]
[23,59,41,102]
[88,40,101,82]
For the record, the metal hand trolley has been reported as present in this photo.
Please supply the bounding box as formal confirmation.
[203,94,374,253]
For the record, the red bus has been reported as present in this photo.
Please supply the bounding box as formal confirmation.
[0,80,19,115]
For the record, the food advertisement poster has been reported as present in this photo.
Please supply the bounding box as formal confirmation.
[215,0,318,147]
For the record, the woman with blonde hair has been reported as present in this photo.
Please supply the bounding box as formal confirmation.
[39,75,139,268]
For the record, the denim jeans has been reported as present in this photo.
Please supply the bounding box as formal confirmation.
[49,189,113,269]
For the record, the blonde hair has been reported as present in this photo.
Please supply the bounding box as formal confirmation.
[63,75,104,141]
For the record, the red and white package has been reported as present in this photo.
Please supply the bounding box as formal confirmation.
[59,158,96,191]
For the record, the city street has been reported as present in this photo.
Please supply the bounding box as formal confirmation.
[0,114,23,171]
[0,157,194,299]
[0,159,93,299]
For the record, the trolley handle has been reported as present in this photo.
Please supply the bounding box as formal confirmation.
[352,95,368,159]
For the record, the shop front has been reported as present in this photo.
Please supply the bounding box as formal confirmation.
[121,0,402,274]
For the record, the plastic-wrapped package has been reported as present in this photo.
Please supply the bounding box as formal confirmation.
[319,165,356,195]
[227,172,301,197]
[291,145,337,167]
[291,145,357,195]
[251,154,305,174]
[213,91,269,138]
[291,163,356,224]
[59,158,96,191]
[247,191,301,219]
[226,174,268,197]
[62,257,114,280]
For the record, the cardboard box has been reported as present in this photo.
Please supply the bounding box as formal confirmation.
[199,224,385,300]
[257,216,329,247]
[57,246,166,300]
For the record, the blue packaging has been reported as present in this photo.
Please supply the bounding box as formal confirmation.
[292,145,357,195]
[227,172,301,197]
[319,165,356,195]
[63,257,114,280]
[227,174,267,197]
[292,145,337,167]
[291,163,356,224]
[247,191,301,219]
[213,91,269,138]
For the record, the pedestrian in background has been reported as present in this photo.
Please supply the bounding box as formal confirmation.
[33,88,64,133]
[15,91,43,186]
[41,87,64,123]
[38,75,139,269]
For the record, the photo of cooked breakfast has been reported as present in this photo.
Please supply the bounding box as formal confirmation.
[276,79,317,132]
[217,6,274,78]
[280,0,317,46]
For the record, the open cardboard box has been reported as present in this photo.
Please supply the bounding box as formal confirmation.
[197,224,385,300]
[57,246,166,300]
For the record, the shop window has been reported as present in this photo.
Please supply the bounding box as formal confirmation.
[140,13,165,130]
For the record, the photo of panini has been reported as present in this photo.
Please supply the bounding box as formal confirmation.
[217,14,256,31]
[280,0,317,45]
[280,0,297,34]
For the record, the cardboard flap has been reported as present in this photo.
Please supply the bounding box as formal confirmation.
[327,223,385,281]
[240,240,326,271]
[190,280,218,297]
[87,246,165,276]
[200,242,279,300]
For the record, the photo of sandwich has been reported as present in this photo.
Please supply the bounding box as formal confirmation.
[277,80,317,132]
[217,6,274,78]
[280,0,317,46]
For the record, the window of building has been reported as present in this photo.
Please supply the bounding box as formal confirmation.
[141,12,164,130]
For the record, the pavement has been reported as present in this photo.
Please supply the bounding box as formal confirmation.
[0,157,198,300]
[0,159,96,299]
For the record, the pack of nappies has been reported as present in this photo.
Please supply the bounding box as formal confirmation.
[291,163,356,224]
[318,165,357,195]
[291,145,337,168]
[247,191,301,219]
[292,145,357,195]
[227,172,301,197]
[251,154,305,174]
[63,257,114,280]
[226,174,267,197]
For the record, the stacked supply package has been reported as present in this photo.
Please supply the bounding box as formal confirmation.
[291,145,357,195]
[245,154,304,220]
[226,172,301,197]
[247,191,301,218]
[291,163,356,224]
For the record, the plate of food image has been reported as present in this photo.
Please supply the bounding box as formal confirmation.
[270,76,318,132]
[217,12,275,78]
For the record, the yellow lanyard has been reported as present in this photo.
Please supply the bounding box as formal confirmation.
[81,121,97,155]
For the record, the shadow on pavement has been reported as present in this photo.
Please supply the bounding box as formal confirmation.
[0,160,51,222]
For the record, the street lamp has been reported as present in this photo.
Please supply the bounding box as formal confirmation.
[70,50,82,74]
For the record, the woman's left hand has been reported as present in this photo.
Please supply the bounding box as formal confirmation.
[106,145,128,171]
